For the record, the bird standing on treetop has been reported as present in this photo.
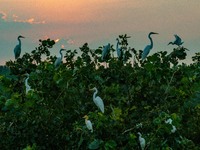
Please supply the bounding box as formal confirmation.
[141,32,158,61]
[14,35,25,59]
[83,115,93,133]
[116,38,123,60]
[90,87,104,113]
[102,43,111,61]
[138,132,146,150]
[54,49,66,68]
[168,34,184,46]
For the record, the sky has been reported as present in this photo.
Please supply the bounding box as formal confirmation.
[0,0,200,65]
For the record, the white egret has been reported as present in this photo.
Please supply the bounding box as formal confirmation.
[141,32,158,61]
[116,38,123,60]
[102,43,111,61]
[54,49,66,68]
[168,34,184,46]
[83,115,93,133]
[165,118,177,133]
[90,87,104,113]
[14,35,25,59]
[25,73,32,94]
[138,132,146,150]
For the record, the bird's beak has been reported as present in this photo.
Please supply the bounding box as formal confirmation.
[21,36,25,38]
[154,32,159,35]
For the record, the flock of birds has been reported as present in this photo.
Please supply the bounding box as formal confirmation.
[82,86,176,150]
[101,32,183,62]
[14,32,182,149]
[13,32,184,67]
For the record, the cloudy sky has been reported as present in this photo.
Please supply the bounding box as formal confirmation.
[0,0,200,65]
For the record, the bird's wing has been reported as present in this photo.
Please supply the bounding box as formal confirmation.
[117,47,122,58]
[174,34,183,45]
[86,120,93,132]
[102,47,107,57]
[14,45,21,59]
[174,34,181,42]
[102,44,111,60]
[94,96,104,113]
[54,57,62,67]
[142,45,151,60]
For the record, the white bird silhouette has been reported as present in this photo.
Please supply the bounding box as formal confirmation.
[138,132,146,150]
[165,118,177,133]
[83,115,93,133]
[90,87,104,113]
[25,73,32,94]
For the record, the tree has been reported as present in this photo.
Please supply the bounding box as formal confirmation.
[0,36,200,149]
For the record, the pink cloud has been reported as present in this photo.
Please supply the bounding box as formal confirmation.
[67,39,75,45]
[0,11,7,20]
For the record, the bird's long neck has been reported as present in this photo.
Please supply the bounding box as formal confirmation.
[25,76,29,87]
[18,37,21,46]
[93,89,98,99]
[59,50,63,59]
[148,34,153,49]
[84,116,89,123]
[116,40,119,50]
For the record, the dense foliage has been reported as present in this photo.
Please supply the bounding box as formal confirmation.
[0,35,200,149]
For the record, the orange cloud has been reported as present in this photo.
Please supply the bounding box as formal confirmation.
[0,12,46,24]
[12,14,45,24]
[55,39,60,43]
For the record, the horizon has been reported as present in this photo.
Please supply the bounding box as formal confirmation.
[0,0,200,65]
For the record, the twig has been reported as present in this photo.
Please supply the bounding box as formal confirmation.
[122,127,135,134]
[164,68,179,101]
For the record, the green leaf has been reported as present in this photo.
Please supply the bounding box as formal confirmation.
[88,139,101,150]
[104,140,117,150]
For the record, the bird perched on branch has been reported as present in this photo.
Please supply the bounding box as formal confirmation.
[25,73,32,94]
[14,35,25,59]
[168,34,184,46]
[54,49,66,68]
[90,87,104,113]
[83,115,93,133]
[102,43,111,61]
[165,118,177,133]
[138,132,146,150]
[116,38,123,60]
[141,32,158,61]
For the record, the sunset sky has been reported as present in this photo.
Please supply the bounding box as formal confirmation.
[0,0,200,65]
